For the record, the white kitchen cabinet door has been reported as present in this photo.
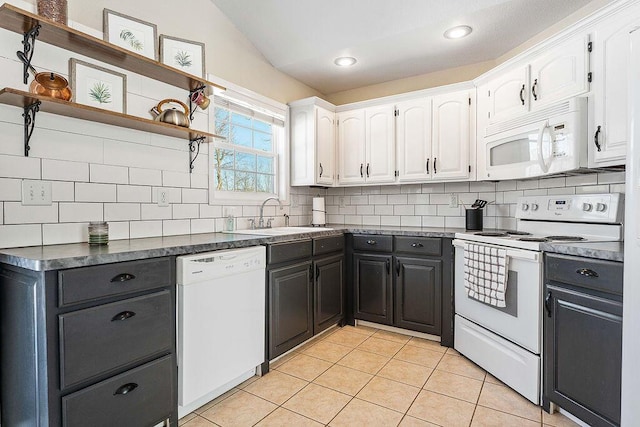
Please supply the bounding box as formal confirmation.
[316,107,336,185]
[590,10,640,166]
[529,35,590,108]
[365,105,396,184]
[337,109,366,185]
[431,90,471,180]
[290,105,315,186]
[396,98,432,182]
[486,66,528,123]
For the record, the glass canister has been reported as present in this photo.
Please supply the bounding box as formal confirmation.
[37,0,68,25]
[88,221,109,246]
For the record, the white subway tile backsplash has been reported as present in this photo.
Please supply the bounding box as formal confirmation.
[108,221,131,240]
[344,187,362,196]
[42,159,88,182]
[469,182,496,192]
[415,205,437,216]
[163,171,191,188]
[0,154,41,179]
[401,184,422,194]
[407,194,429,205]
[523,189,547,196]
[437,205,463,217]
[0,123,24,156]
[610,184,625,193]
[129,168,162,186]
[597,172,626,184]
[43,223,87,245]
[421,216,445,227]
[539,177,566,188]
[0,178,21,201]
[380,216,400,226]
[400,216,421,227]
[0,224,42,248]
[327,214,345,224]
[59,203,103,223]
[4,202,58,224]
[350,195,368,205]
[369,195,388,205]
[182,188,208,204]
[356,205,374,215]
[173,204,199,219]
[344,215,362,225]
[90,164,129,184]
[387,194,408,205]
[361,186,381,195]
[444,217,465,228]
[547,187,576,195]
[421,183,445,193]
[516,180,539,190]
[199,204,223,218]
[566,174,598,187]
[503,190,524,203]
[429,194,450,205]
[103,139,183,172]
[191,218,216,234]
[444,182,470,192]
[30,128,104,163]
[394,205,415,216]
[141,205,172,220]
[190,173,209,189]
[104,203,140,221]
[52,181,75,201]
[575,184,610,194]
[152,187,181,204]
[374,205,393,216]
[496,180,517,191]
[339,206,357,215]
[130,221,163,239]
[163,219,190,236]
[75,183,117,202]
[0,202,3,224]
[117,185,151,203]
[361,216,381,226]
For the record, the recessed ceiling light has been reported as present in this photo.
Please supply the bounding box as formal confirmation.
[444,25,472,39]
[334,56,357,67]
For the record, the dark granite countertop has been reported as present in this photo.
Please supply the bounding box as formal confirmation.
[540,241,624,262]
[0,225,463,271]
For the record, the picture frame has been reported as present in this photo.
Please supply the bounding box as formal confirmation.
[103,9,158,60]
[159,35,206,78]
[70,59,127,114]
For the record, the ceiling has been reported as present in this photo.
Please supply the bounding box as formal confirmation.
[210,0,595,95]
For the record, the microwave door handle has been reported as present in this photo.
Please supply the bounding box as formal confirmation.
[536,122,551,173]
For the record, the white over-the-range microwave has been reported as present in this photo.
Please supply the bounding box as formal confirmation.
[478,98,588,181]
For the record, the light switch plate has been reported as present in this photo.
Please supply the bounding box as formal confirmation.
[22,180,52,206]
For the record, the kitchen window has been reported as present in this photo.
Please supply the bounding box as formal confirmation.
[209,82,287,203]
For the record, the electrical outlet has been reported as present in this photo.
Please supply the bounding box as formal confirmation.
[448,193,459,208]
[339,196,347,208]
[22,180,52,206]
[157,189,169,207]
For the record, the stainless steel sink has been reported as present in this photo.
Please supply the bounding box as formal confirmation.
[226,226,333,236]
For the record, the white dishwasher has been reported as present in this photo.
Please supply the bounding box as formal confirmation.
[176,246,266,417]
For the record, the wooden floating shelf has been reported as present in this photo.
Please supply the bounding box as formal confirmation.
[0,4,225,92]
[0,88,223,142]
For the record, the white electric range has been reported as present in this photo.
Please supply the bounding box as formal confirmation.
[452,193,624,404]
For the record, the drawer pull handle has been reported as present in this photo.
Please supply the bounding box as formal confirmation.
[114,383,138,396]
[366,240,377,245]
[111,311,136,322]
[577,268,599,278]
[545,291,553,317]
[411,243,424,248]
[110,273,136,283]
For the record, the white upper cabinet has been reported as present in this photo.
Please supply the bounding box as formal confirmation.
[396,98,432,182]
[487,66,528,123]
[337,109,366,185]
[365,105,396,184]
[529,35,590,108]
[289,98,336,186]
[589,6,640,167]
[431,90,472,180]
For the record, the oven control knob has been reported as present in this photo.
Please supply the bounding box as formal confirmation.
[582,203,593,212]
[521,203,530,211]
[596,203,607,212]
[531,203,539,211]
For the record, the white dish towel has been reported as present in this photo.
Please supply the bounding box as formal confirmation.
[463,242,509,308]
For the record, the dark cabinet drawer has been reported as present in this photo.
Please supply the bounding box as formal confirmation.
[394,236,441,256]
[313,235,344,255]
[353,234,392,252]
[59,290,172,389]
[62,355,174,427]
[267,239,312,264]
[58,258,172,307]
[545,254,623,296]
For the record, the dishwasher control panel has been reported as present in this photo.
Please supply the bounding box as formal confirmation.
[176,246,266,284]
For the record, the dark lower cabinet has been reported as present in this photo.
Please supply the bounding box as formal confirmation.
[395,257,442,335]
[353,253,393,325]
[268,260,313,358]
[544,253,623,427]
[314,254,344,334]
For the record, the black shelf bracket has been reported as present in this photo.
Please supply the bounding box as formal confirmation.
[189,136,206,173]
[23,101,41,157]
[17,24,41,84]
[188,85,206,122]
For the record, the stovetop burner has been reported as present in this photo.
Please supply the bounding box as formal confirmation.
[517,237,550,242]
[505,230,532,236]
[475,232,509,237]
[545,236,586,241]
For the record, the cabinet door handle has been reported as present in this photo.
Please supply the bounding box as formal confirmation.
[114,383,138,396]
[411,242,424,248]
[395,259,401,276]
[544,291,553,317]
[519,84,525,105]
[532,79,538,101]
[110,273,136,283]
[426,158,429,174]
[594,126,602,152]
[111,311,136,322]
[385,259,390,275]
[309,264,313,282]
[360,163,363,178]
[319,163,323,177]
[577,268,599,278]
[316,264,320,280]
[366,239,377,245]
[366,163,370,177]
[433,158,437,174]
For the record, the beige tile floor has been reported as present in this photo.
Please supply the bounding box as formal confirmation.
[179,325,580,427]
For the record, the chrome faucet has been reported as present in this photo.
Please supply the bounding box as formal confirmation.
[258,197,282,228]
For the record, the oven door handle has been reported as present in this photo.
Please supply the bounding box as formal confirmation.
[536,121,552,174]
[452,239,540,262]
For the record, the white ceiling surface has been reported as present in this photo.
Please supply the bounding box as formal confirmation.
[210,0,594,94]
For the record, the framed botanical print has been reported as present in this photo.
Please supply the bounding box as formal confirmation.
[70,59,127,113]
[159,35,206,78]
[103,9,158,60]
